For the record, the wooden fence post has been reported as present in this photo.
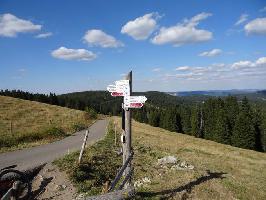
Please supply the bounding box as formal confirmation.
[114,121,117,146]
[10,120,13,135]
[78,129,89,164]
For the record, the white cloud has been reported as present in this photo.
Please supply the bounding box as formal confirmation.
[231,56,266,69]
[166,56,266,81]
[0,13,41,37]
[199,49,222,57]
[121,13,159,40]
[175,66,191,71]
[83,29,124,48]
[212,63,226,67]
[51,47,97,61]
[231,61,255,69]
[166,72,204,80]
[256,57,266,65]
[259,6,266,12]
[235,14,248,26]
[35,32,52,38]
[152,68,162,72]
[151,12,212,46]
[244,18,266,35]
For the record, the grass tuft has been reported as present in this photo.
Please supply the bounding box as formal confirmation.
[54,120,121,195]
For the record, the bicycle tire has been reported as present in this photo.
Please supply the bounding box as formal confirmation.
[0,169,31,200]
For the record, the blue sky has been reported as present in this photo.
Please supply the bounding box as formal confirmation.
[0,0,266,94]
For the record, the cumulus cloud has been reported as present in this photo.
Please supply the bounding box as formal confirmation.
[0,13,41,37]
[231,61,255,69]
[175,66,191,71]
[83,29,124,48]
[121,13,159,40]
[256,57,266,65]
[231,56,266,69]
[244,18,266,35]
[151,12,212,46]
[159,56,266,85]
[199,49,222,57]
[235,14,248,26]
[51,47,97,61]
[152,68,162,72]
[35,32,52,38]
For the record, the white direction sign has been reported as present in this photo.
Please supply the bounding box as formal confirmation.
[107,85,125,93]
[124,96,147,108]
[107,79,147,108]
[128,96,147,103]
[107,80,129,96]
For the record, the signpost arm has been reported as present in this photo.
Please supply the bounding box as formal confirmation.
[123,71,132,188]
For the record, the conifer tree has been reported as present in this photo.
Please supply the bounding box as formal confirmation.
[213,109,231,144]
[252,107,263,151]
[180,106,192,133]
[232,97,256,150]
[148,109,160,127]
[191,105,201,137]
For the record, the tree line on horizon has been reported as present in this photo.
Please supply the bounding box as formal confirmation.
[1,89,265,152]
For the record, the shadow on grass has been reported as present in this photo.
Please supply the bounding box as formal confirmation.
[136,170,226,199]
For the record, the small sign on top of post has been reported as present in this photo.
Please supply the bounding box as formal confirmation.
[106,77,147,109]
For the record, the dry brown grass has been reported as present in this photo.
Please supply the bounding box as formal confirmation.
[0,96,94,152]
[112,116,266,200]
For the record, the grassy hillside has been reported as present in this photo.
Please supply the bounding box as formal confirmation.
[56,117,266,199]
[0,95,95,152]
[129,118,266,199]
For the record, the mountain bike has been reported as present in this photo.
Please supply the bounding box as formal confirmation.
[0,165,31,200]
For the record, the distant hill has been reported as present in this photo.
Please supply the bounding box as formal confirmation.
[167,89,266,103]
[167,89,261,97]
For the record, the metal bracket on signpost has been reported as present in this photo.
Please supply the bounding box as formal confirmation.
[120,133,125,144]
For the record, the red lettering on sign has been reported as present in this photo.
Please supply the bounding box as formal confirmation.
[111,92,124,96]
[130,103,143,108]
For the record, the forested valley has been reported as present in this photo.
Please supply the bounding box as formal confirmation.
[1,89,266,152]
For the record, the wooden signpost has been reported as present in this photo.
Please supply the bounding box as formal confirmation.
[124,72,132,188]
[106,71,147,190]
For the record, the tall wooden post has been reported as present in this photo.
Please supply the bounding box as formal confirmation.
[123,71,132,188]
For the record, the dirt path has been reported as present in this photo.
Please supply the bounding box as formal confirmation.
[31,163,77,200]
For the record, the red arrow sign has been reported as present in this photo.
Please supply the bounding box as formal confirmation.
[111,92,124,96]
[130,103,143,108]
